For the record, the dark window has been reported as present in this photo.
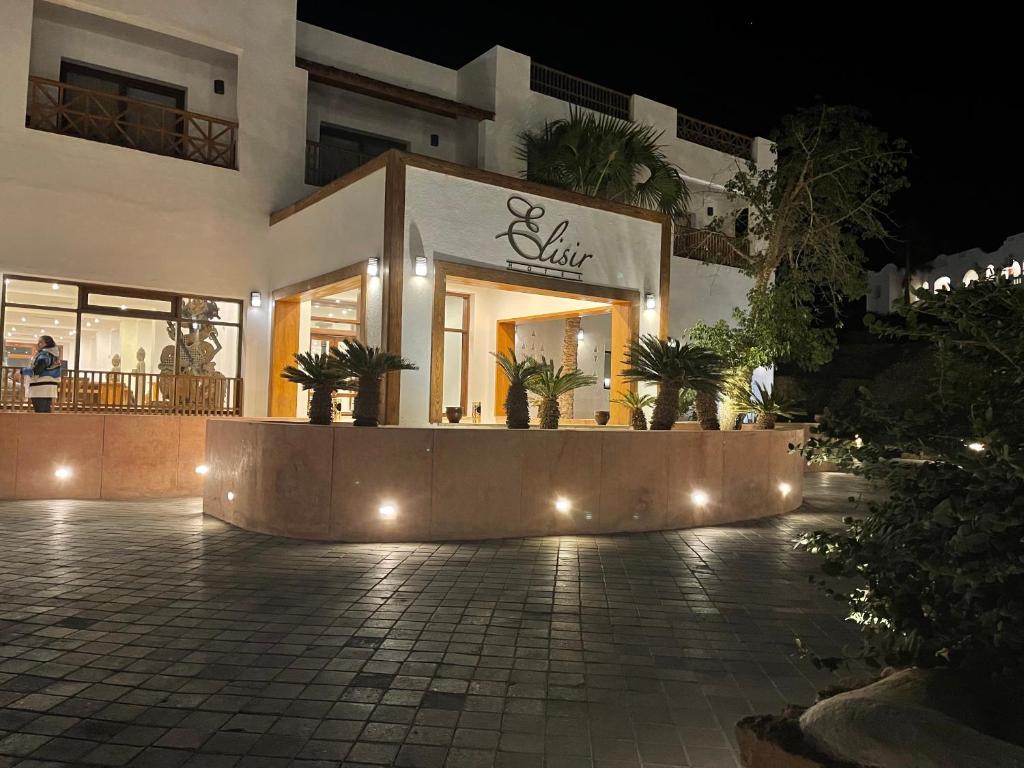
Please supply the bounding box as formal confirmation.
[309,125,407,185]
[735,208,749,238]
[59,62,186,155]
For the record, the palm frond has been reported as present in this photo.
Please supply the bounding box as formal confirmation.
[280,352,344,391]
[526,357,597,398]
[330,339,417,381]
[622,335,725,392]
[519,108,689,216]
[492,350,542,386]
[613,390,656,410]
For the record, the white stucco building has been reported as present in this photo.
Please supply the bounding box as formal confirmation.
[868,233,1024,315]
[1,0,771,425]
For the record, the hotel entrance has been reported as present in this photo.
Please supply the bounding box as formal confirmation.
[267,264,370,420]
[429,260,640,426]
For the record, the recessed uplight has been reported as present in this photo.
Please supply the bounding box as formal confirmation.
[119,304,127,311]
[53,320,59,326]
[778,482,792,497]
[691,490,709,506]
[226,491,235,501]
[54,466,72,480]
[195,464,210,475]
[379,504,397,519]
[554,497,571,513]
[20,317,26,323]
[51,283,59,290]
[85,322,91,327]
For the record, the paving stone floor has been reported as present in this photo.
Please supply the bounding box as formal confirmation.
[0,473,873,768]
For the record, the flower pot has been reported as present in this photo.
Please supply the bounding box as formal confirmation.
[445,406,463,424]
[594,410,610,426]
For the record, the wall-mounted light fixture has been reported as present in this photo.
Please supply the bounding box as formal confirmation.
[250,291,262,308]
[414,255,428,277]
[644,293,656,311]
[367,257,380,277]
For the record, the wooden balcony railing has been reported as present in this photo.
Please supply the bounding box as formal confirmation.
[0,367,242,416]
[27,76,237,169]
[676,113,754,161]
[529,62,630,120]
[674,227,750,269]
[305,140,378,186]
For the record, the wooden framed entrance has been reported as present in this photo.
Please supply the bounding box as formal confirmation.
[429,259,640,426]
[267,262,367,417]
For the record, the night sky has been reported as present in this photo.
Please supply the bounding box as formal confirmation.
[297,5,1020,270]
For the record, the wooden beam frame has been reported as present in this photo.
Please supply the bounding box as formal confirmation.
[430,259,640,425]
[297,57,495,122]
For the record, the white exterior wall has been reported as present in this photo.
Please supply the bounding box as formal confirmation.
[30,4,239,120]
[400,166,664,425]
[668,258,754,337]
[1,0,310,416]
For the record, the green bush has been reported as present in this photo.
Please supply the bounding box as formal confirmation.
[799,278,1024,686]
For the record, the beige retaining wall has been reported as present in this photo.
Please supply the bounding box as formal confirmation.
[202,420,805,542]
[0,413,208,499]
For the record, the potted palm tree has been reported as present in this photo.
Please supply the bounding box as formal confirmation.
[330,340,417,427]
[695,391,721,431]
[493,350,541,429]
[280,352,347,426]
[527,358,596,429]
[613,390,656,431]
[622,335,725,430]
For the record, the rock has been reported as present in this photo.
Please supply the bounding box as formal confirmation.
[799,668,1024,768]
[736,715,859,767]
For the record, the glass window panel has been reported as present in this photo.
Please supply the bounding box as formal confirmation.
[173,322,239,379]
[180,297,240,324]
[311,302,360,323]
[310,319,358,335]
[88,292,173,314]
[4,278,79,309]
[443,330,464,410]
[77,315,170,375]
[444,295,466,329]
[3,308,78,371]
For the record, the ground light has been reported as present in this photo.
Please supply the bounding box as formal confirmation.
[691,490,709,506]
[54,466,72,480]
[379,504,397,519]
[195,464,210,475]
[226,491,235,501]
[554,497,571,513]
[778,482,792,497]
[968,441,985,452]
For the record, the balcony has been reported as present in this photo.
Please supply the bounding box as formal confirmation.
[676,114,754,162]
[305,140,378,186]
[0,368,243,416]
[674,227,750,269]
[26,76,237,169]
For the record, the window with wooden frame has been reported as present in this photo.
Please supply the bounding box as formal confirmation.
[442,293,470,414]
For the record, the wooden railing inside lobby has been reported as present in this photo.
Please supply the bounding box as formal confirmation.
[0,368,243,416]
[26,76,238,169]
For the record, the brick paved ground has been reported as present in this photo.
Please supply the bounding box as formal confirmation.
[0,473,871,768]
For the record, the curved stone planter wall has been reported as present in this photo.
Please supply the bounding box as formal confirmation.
[202,420,805,542]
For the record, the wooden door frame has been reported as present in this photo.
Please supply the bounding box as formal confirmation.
[429,259,640,425]
[267,263,367,417]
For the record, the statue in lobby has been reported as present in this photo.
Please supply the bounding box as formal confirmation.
[157,298,227,409]
[133,347,146,374]
[110,353,121,372]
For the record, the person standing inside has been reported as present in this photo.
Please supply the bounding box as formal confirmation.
[13,335,62,413]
